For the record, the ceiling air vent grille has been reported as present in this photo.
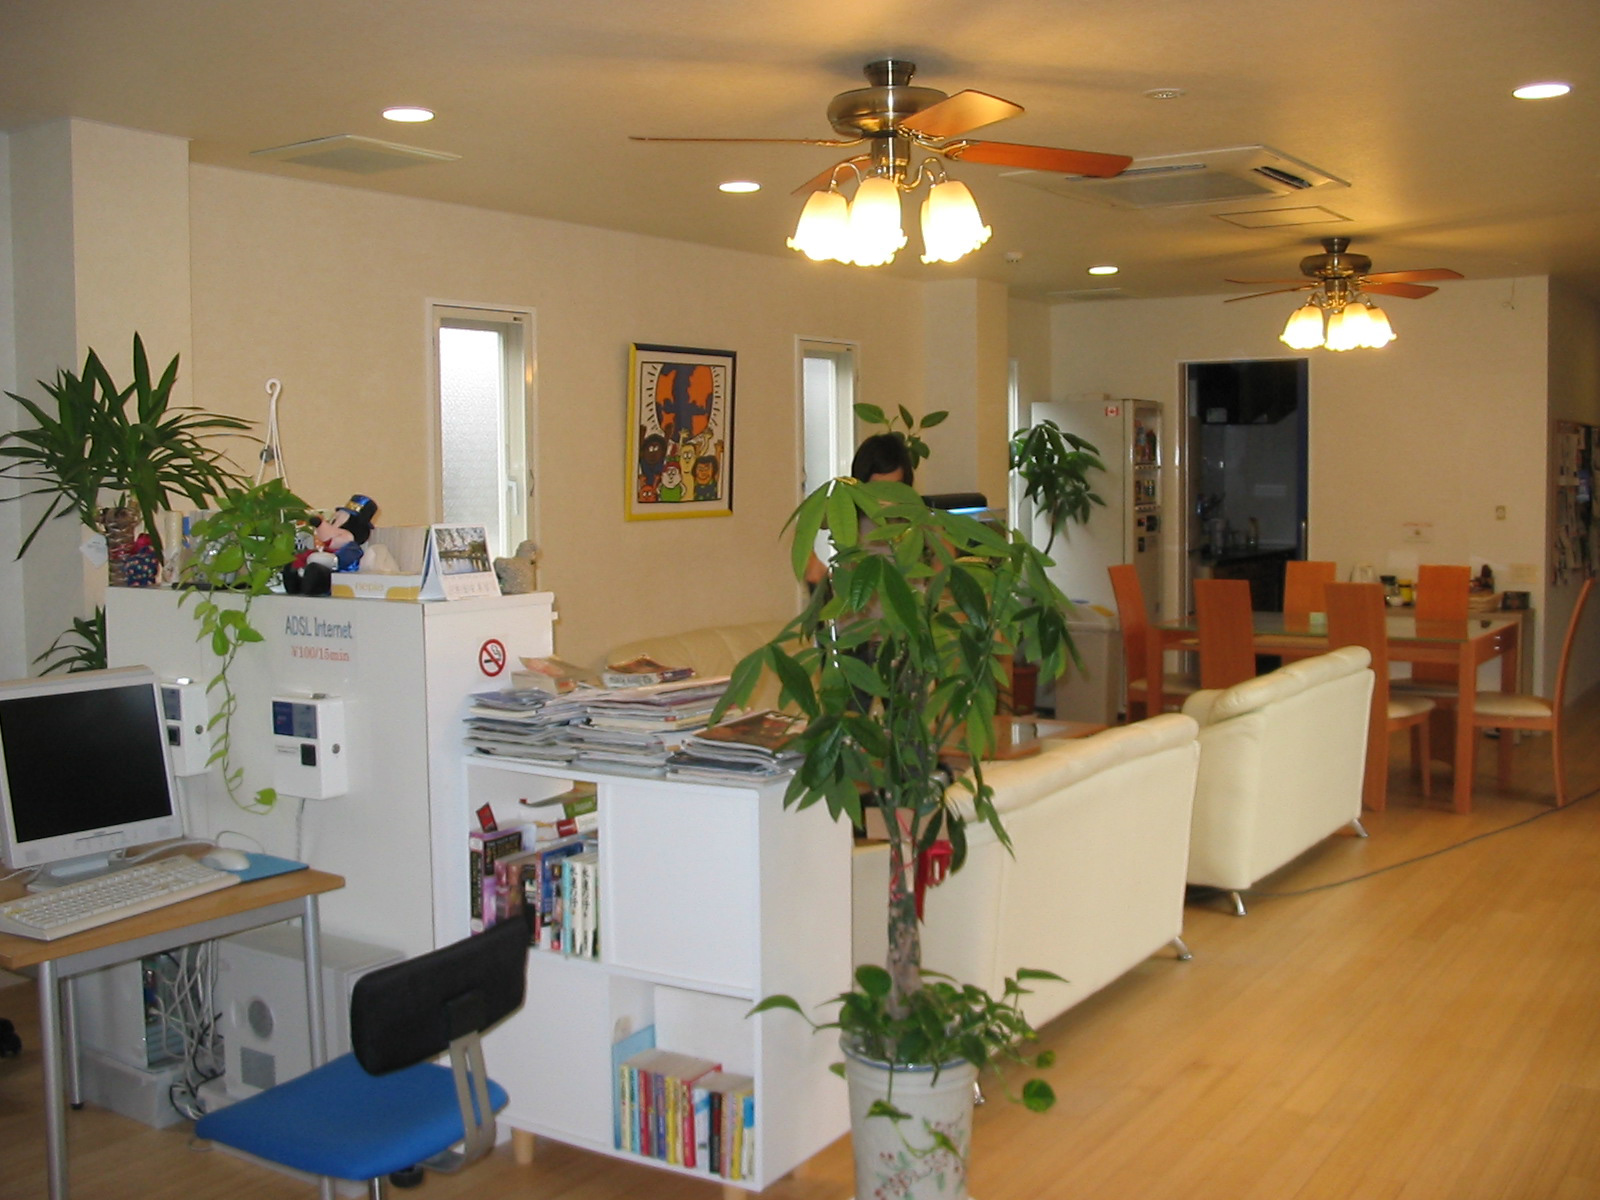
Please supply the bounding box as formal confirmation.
[1003,146,1347,210]
[251,135,460,175]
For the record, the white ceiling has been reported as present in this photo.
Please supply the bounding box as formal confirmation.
[2,0,1597,302]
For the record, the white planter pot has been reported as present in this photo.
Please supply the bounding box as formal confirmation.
[843,1041,978,1200]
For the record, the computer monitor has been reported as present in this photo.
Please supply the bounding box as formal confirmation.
[0,665,185,886]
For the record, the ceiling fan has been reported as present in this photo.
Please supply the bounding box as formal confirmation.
[632,59,1132,266]
[1224,237,1464,350]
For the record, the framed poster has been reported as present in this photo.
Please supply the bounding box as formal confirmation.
[626,343,736,520]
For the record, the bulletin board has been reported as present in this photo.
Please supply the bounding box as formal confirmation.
[1552,420,1597,584]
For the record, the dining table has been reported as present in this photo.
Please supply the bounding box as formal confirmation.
[1147,609,1522,813]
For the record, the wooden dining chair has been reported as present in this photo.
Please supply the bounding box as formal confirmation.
[1325,582,1435,810]
[1398,564,1473,693]
[1193,578,1257,690]
[1108,564,1198,720]
[1283,560,1337,617]
[1471,577,1593,807]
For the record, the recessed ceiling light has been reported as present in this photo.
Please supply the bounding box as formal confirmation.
[382,106,435,123]
[1512,82,1570,100]
[719,180,761,193]
[1087,264,1120,276]
[1143,87,1186,101]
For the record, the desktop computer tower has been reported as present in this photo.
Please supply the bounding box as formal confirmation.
[216,926,401,1097]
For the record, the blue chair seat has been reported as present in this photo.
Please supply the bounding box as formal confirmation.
[196,1052,509,1182]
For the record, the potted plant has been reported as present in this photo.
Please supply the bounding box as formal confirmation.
[1008,418,1105,554]
[178,477,312,812]
[718,476,1078,1200]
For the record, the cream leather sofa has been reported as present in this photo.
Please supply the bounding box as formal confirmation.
[1183,646,1374,916]
[853,714,1202,1029]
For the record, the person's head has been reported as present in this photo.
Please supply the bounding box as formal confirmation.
[851,433,915,487]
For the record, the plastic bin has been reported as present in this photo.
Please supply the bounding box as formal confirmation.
[1043,603,1121,725]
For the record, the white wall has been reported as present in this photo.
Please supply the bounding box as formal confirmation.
[1051,278,1556,686]
[186,164,933,666]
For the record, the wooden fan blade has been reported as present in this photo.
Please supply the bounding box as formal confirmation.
[1362,281,1439,299]
[1361,268,1464,284]
[943,140,1132,178]
[898,90,1023,140]
[1223,286,1316,303]
[1225,277,1318,286]
[792,154,873,196]
[630,135,863,148]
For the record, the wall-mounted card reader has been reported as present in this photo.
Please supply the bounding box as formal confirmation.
[270,694,347,799]
[160,678,212,777]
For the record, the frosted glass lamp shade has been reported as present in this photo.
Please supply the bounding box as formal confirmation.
[1280,302,1325,349]
[845,176,906,267]
[1362,304,1396,347]
[1325,303,1370,352]
[787,189,850,262]
[919,179,992,264]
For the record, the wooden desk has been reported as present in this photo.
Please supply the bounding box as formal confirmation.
[1149,612,1520,813]
[0,868,345,1200]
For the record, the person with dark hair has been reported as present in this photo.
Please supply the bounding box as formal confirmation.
[804,433,916,586]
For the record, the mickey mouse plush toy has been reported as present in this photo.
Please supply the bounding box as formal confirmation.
[282,494,378,596]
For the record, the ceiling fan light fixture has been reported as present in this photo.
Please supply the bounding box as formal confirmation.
[1280,302,1325,350]
[1324,303,1367,352]
[845,176,906,266]
[1362,303,1396,347]
[919,179,991,264]
[787,187,851,261]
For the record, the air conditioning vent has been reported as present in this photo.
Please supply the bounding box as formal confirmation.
[251,134,460,175]
[1003,146,1347,210]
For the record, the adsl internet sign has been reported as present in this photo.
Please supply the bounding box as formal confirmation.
[282,611,357,665]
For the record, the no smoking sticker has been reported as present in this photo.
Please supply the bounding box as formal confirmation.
[479,638,507,677]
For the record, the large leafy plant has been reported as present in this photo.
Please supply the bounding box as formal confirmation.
[719,477,1078,1102]
[1008,418,1105,552]
[0,334,252,558]
[853,403,948,472]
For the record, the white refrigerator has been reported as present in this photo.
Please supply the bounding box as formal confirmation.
[1030,394,1166,617]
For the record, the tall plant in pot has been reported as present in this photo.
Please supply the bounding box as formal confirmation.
[719,476,1078,1200]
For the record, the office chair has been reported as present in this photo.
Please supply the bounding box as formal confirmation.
[196,918,528,1198]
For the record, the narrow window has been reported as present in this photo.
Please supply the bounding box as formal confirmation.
[432,306,534,558]
[799,340,859,496]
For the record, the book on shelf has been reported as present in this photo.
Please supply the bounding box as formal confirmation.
[694,709,805,751]
[529,833,597,954]
[518,781,598,818]
[612,1025,656,1153]
[602,655,696,688]
[620,1048,722,1165]
[467,826,524,932]
[513,655,602,694]
[692,1070,754,1179]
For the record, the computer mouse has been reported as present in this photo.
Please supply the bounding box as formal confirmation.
[201,847,252,872]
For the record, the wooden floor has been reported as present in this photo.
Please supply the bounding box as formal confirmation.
[5,691,1600,1200]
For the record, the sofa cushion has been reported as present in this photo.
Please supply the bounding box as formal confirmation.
[948,713,1199,823]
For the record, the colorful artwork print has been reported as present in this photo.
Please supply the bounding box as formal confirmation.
[626,344,736,520]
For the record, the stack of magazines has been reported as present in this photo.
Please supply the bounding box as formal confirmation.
[666,710,806,782]
[571,677,732,774]
[464,688,590,763]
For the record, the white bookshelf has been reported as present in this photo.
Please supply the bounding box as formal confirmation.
[445,756,852,1190]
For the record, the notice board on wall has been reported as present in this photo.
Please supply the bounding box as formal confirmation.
[1553,420,1597,585]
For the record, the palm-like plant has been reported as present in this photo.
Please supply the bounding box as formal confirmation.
[0,334,251,558]
[1008,419,1105,553]
[720,478,1077,1028]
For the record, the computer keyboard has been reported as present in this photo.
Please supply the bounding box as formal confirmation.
[0,856,241,941]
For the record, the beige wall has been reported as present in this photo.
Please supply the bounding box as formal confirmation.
[1051,278,1562,687]
[186,164,935,666]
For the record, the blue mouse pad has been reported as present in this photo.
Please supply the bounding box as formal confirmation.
[232,853,310,883]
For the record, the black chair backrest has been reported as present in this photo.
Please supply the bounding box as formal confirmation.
[349,918,529,1075]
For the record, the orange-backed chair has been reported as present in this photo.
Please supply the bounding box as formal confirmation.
[1108,564,1197,720]
[1283,560,1337,617]
[1193,578,1257,690]
[1471,577,1593,807]
[1396,564,1472,693]
[1325,582,1435,811]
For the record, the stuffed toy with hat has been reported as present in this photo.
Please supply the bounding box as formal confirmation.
[282,494,378,596]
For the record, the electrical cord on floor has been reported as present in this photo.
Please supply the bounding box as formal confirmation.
[1240,781,1600,903]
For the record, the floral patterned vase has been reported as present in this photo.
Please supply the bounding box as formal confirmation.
[844,1041,978,1200]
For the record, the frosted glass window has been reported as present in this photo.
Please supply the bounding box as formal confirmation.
[799,341,858,497]
[433,308,533,560]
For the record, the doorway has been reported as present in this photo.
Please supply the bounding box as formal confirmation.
[1181,359,1309,613]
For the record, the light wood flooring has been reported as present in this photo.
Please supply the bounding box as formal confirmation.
[4,691,1600,1200]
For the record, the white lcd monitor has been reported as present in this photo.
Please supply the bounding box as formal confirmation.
[0,665,185,886]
